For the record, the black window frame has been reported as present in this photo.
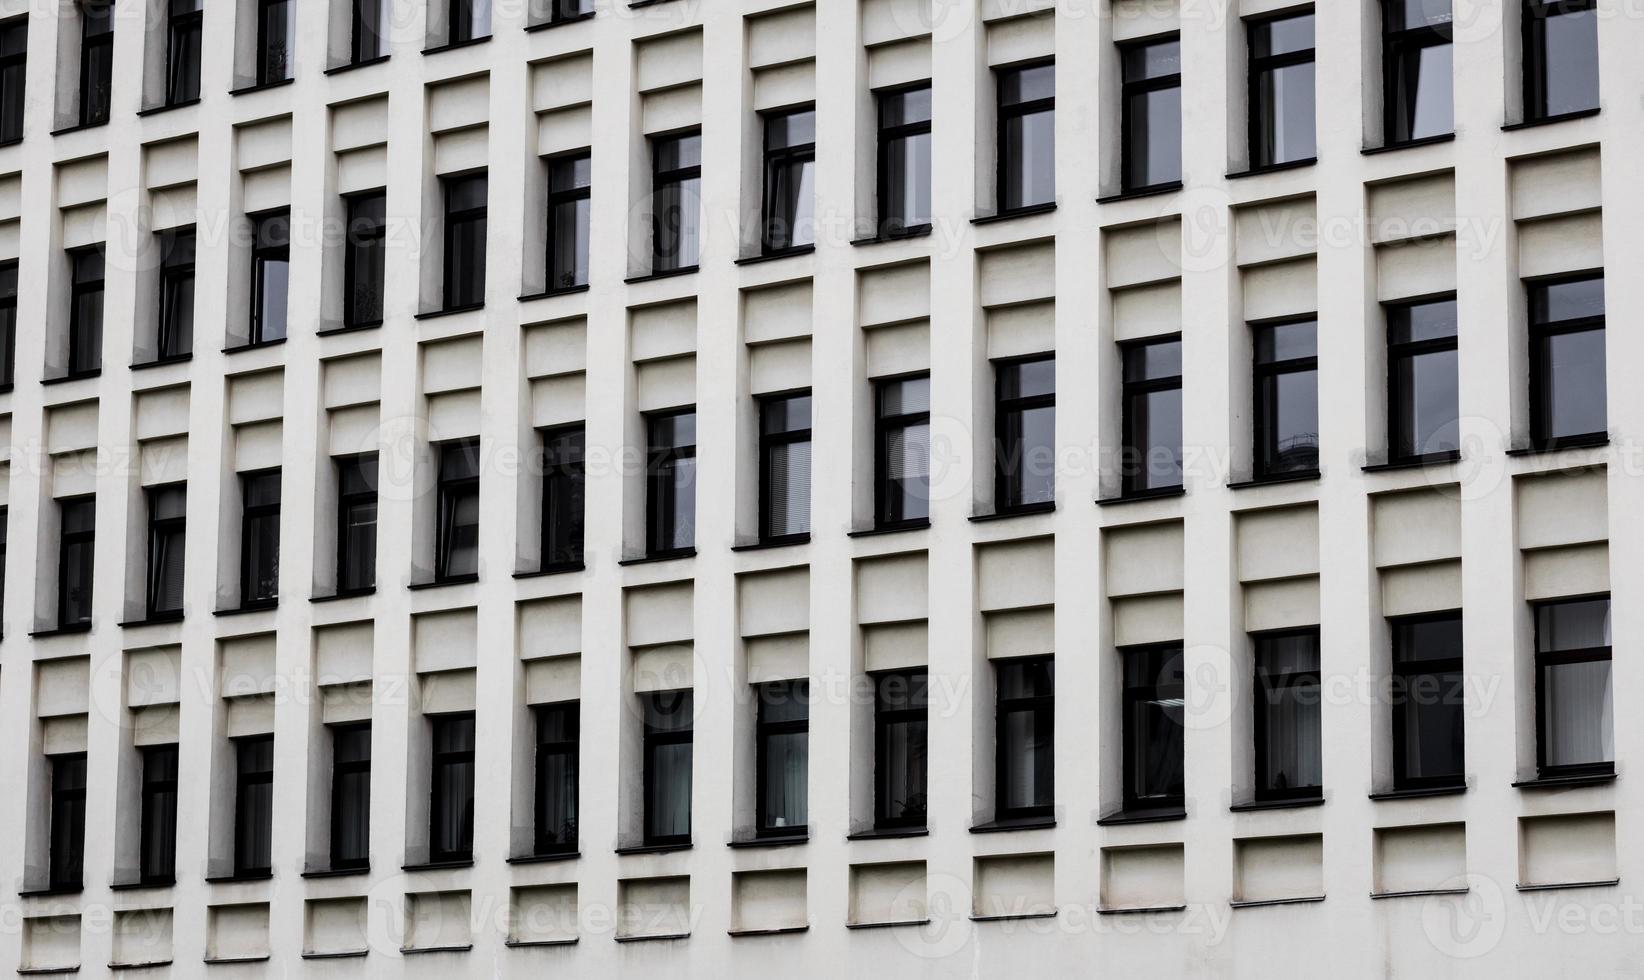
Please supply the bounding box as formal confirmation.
[1252,628,1324,802]
[144,482,187,621]
[1120,643,1186,814]
[539,0,593,25]
[875,82,932,238]
[1521,0,1598,123]
[342,190,386,329]
[1527,271,1605,449]
[328,722,371,871]
[872,668,929,830]
[873,372,931,530]
[335,454,378,595]
[1119,335,1184,497]
[255,0,293,86]
[0,258,18,387]
[232,733,274,877]
[77,0,113,127]
[1119,34,1183,193]
[239,468,281,608]
[545,151,591,293]
[1380,0,1454,146]
[995,59,1055,214]
[67,245,104,378]
[994,656,1054,822]
[539,424,585,571]
[993,353,1056,513]
[350,0,386,64]
[247,210,290,346]
[754,680,809,838]
[48,752,87,891]
[641,689,694,847]
[1389,610,1466,792]
[57,495,96,628]
[650,130,702,273]
[156,227,196,361]
[760,104,817,255]
[435,439,480,583]
[757,390,812,545]
[0,17,26,144]
[644,408,697,559]
[428,712,476,864]
[533,701,579,856]
[1533,595,1612,780]
[138,743,179,886]
[1245,8,1316,170]
[1251,315,1320,480]
[447,0,490,45]
[441,172,488,311]
[165,0,203,106]
[1385,293,1460,464]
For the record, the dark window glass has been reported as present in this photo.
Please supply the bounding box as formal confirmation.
[58,497,96,627]
[645,410,696,557]
[78,0,112,126]
[233,734,274,876]
[1523,0,1597,121]
[256,0,292,85]
[534,701,579,855]
[68,247,104,377]
[762,107,816,253]
[1390,612,1465,790]
[442,174,487,310]
[138,744,179,884]
[240,470,281,606]
[48,753,87,890]
[329,723,371,870]
[429,714,476,862]
[539,0,593,23]
[995,657,1054,820]
[1386,296,1459,461]
[541,425,585,570]
[874,374,931,528]
[0,19,25,143]
[546,153,591,291]
[343,192,386,328]
[759,392,811,542]
[146,484,187,619]
[997,62,1055,211]
[1253,318,1318,478]
[249,211,289,344]
[1529,273,1605,446]
[351,0,388,63]
[157,228,195,360]
[642,690,693,846]
[995,355,1055,511]
[1121,37,1182,191]
[651,131,701,272]
[436,440,480,581]
[1382,0,1453,144]
[1248,11,1315,168]
[755,681,808,837]
[0,260,17,386]
[1254,630,1323,800]
[336,455,378,593]
[1121,644,1185,811]
[1534,597,1611,778]
[448,0,490,44]
[873,669,928,829]
[877,84,931,236]
[1120,337,1183,495]
[165,0,202,105]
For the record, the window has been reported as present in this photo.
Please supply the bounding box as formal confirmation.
[994,355,1055,512]
[995,658,1054,821]
[873,669,928,829]
[1247,10,1315,168]
[156,228,195,360]
[1381,0,1453,145]
[755,681,808,837]
[447,0,490,44]
[240,470,281,606]
[1253,630,1322,801]
[651,131,701,273]
[761,106,816,253]
[233,734,274,876]
[534,702,578,855]
[1528,273,1605,447]
[343,191,386,328]
[874,374,931,529]
[759,391,811,543]
[435,440,480,581]
[1389,612,1465,791]
[0,508,7,635]
[642,690,693,846]
[138,744,179,885]
[1534,597,1611,778]
[0,18,25,144]
[255,0,293,85]
[1252,318,1319,478]
[58,497,95,628]
[1120,337,1183,495]
[1386,295,1459,462]
[68,247,104,377]
[546,153,591,292]
[248,211,290,345]
[1121,644,1185,813]
[145,484,186,620]
[996,62,1054,212]
[429,714,476,862]
[644,410,696,557]
[49,753,87,891]
[538,0,592,24]
[336,455,378,594]
[78,0,113,127]
[1523,0,1598,121]
[329,723,371,870]
[1120,36,1182,191]
[540,425,585,570]
[877,84,931,236]
[166,0,203,105]
[0,259,16,387]
[442,173,487,310]
[351,0,388,63]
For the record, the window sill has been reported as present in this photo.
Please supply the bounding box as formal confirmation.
[846,918,930,931]
[514,563,585,579]
[300,950,368,960]
[618,550,695,567]
[228,77,295,97]
[847,521,931,538]
[1226,157,1316,180]
[1511,771,1615,790]
[136,98,201,117]
[28,623,93,638]
[1361,132,1455,156]
[1229,895,1326,910]
[1228,796,1324,812]
[17,885,83,899]
[625,266,698,285]
[1227,470,1319,490]
[505,851,580,864]
[518,284,590,302]
[222,337,287,354]
[969,502,1055,523]
[401,859,474,872]
[728,925,809,937]
[109,878,175,891]
[1096,806,1186,827]
[505,937,580,948]
[316,322,382,337]
[0,137,19,148]
[51,119,109,136]
[131,353,193,371]
[300,865,370,878]
[399,945,472,955]
[1096,485,1185,506]
[613,933,690,944]
[970,910,1058,924]
[204,871,272,884]
[203,955,272,965]
[117,613,184,628]
[736,244,815,266]
[1370,886,1471,900]
[1361,450,1461,473]
[1097,181,1183,204]
[615,842,692,856]
[42,369,101,386]
[969,816,1055,834]
[18,967,83,976]
[1368,784,1466,802]
[309,587,376,603]
[628,0,679,8]
[1096,904,1187,917]
[414,304,484,321]
[408,575,479,591]
[109,958,176,971]
[526,10,597,31]
[851,224,933,246]
[324,55,390,76]
[422,36,492,56]
[731,535,810,552]
[847,827,928,841]
[1502,107,1599,131]
[213,602,277,617]
[1504,434,1608,456]
[971,202,1056,225]
[727,834,808,849]
[1516,879,1619,893]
